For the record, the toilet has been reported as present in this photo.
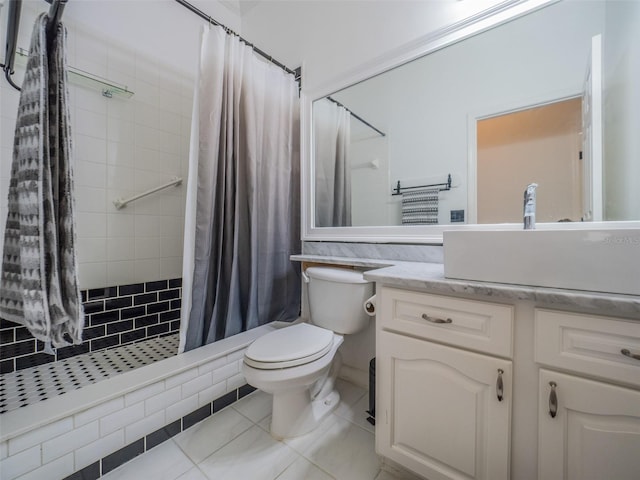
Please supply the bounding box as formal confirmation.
[242,266,374,439]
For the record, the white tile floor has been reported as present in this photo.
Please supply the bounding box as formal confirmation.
[102,379,421,480]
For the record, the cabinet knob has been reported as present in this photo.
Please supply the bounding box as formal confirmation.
[621,348,640,361]
[548,381,558,418]
[421,313,452,324]
[496,369,504,402]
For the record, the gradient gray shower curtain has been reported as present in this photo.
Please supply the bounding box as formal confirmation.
[313,98,351,227]
[179,25,301,352]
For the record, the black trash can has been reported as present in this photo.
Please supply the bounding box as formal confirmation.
[367,357,375,425]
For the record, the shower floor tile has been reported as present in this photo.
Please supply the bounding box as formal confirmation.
[0,334,179,415]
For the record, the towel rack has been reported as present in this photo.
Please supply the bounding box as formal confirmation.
[113,177,183,210]
[391,174,452,196]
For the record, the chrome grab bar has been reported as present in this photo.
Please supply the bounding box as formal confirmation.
[113,177,182,210]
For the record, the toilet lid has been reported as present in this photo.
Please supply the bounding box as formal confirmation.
[245,323,334,369]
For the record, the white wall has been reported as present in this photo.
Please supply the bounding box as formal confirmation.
[240,0,505,92]
[603,0,640,221]
[0,0,240,289]
[349,130,391,226]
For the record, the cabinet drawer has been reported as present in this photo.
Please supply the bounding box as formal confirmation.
[535,309,640,388]
[379,287,514,358]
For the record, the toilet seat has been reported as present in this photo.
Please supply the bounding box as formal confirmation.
[244,323,334,370]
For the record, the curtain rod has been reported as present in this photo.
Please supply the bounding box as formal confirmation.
[173,0,301,82]
[326,96,386,137]
[2,0,68,91]
[46,0,68,47]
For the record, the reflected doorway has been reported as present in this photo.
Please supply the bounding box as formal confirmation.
[476,97,583,224]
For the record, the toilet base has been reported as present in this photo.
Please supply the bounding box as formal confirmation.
[270,388,340,439]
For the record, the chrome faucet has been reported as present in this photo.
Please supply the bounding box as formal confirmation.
[523,183,538,230]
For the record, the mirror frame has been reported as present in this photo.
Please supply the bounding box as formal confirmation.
[301,0,640,244]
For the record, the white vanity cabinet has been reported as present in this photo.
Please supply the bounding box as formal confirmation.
[535,309,640,479]
[376,287,514,480]
[375,284,640,480]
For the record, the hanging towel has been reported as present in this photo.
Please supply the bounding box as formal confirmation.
[0,13,84,347]
[401,187,440,225]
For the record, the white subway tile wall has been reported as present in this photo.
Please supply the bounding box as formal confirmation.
[0,348,254,480]
[0,3,193,290]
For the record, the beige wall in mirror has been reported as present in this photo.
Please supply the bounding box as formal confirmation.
[311,0,640,229]
[477,98,582,224]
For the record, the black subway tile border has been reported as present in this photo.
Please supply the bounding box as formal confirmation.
[0,278,182,374]
[83,301,105,315]
[147,301,171,314]
[121,328,147,344]
[146,280,168,292]
[15,352,53,370]
[64,462,100,480]
[1,359,14,374]
[182,403,212,430]
[60,384,253,480]
[134,292,157,305]
[159,289,180,301]
[147,323,170,336]
[160,309,180,322]
[101,439,145,475]
[119,283,145,296]
[88,286,118,301]
[0,329,15,344]
[238,383,257,399]
[135,314,159,329]
[213,390,238,413]
[105,297,133,311]
[90,311,120,326]
[145,420,182,450]
[15,327,33,341]
[120,306,146,320]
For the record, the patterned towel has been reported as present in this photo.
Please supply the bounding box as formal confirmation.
[0,13,84,347]
[401,187,440,225]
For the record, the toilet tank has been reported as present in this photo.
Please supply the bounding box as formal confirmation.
[306,267,374,334]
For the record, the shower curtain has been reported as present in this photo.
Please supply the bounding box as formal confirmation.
[179,25,301,353]
[314,99,351,227]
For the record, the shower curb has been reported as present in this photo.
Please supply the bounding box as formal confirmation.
[63,383,257,480]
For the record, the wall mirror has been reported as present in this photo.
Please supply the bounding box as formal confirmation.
[302,0,640,243]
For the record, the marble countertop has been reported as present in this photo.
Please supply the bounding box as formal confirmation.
[292,254,640,317]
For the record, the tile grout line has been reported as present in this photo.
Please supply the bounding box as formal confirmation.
[66,384,257,480]
[0,335,180,414]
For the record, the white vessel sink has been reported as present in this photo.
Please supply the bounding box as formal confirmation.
[443,229,640,296]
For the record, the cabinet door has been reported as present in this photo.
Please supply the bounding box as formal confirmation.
[377,331,512,480]
[538,369,640,480]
